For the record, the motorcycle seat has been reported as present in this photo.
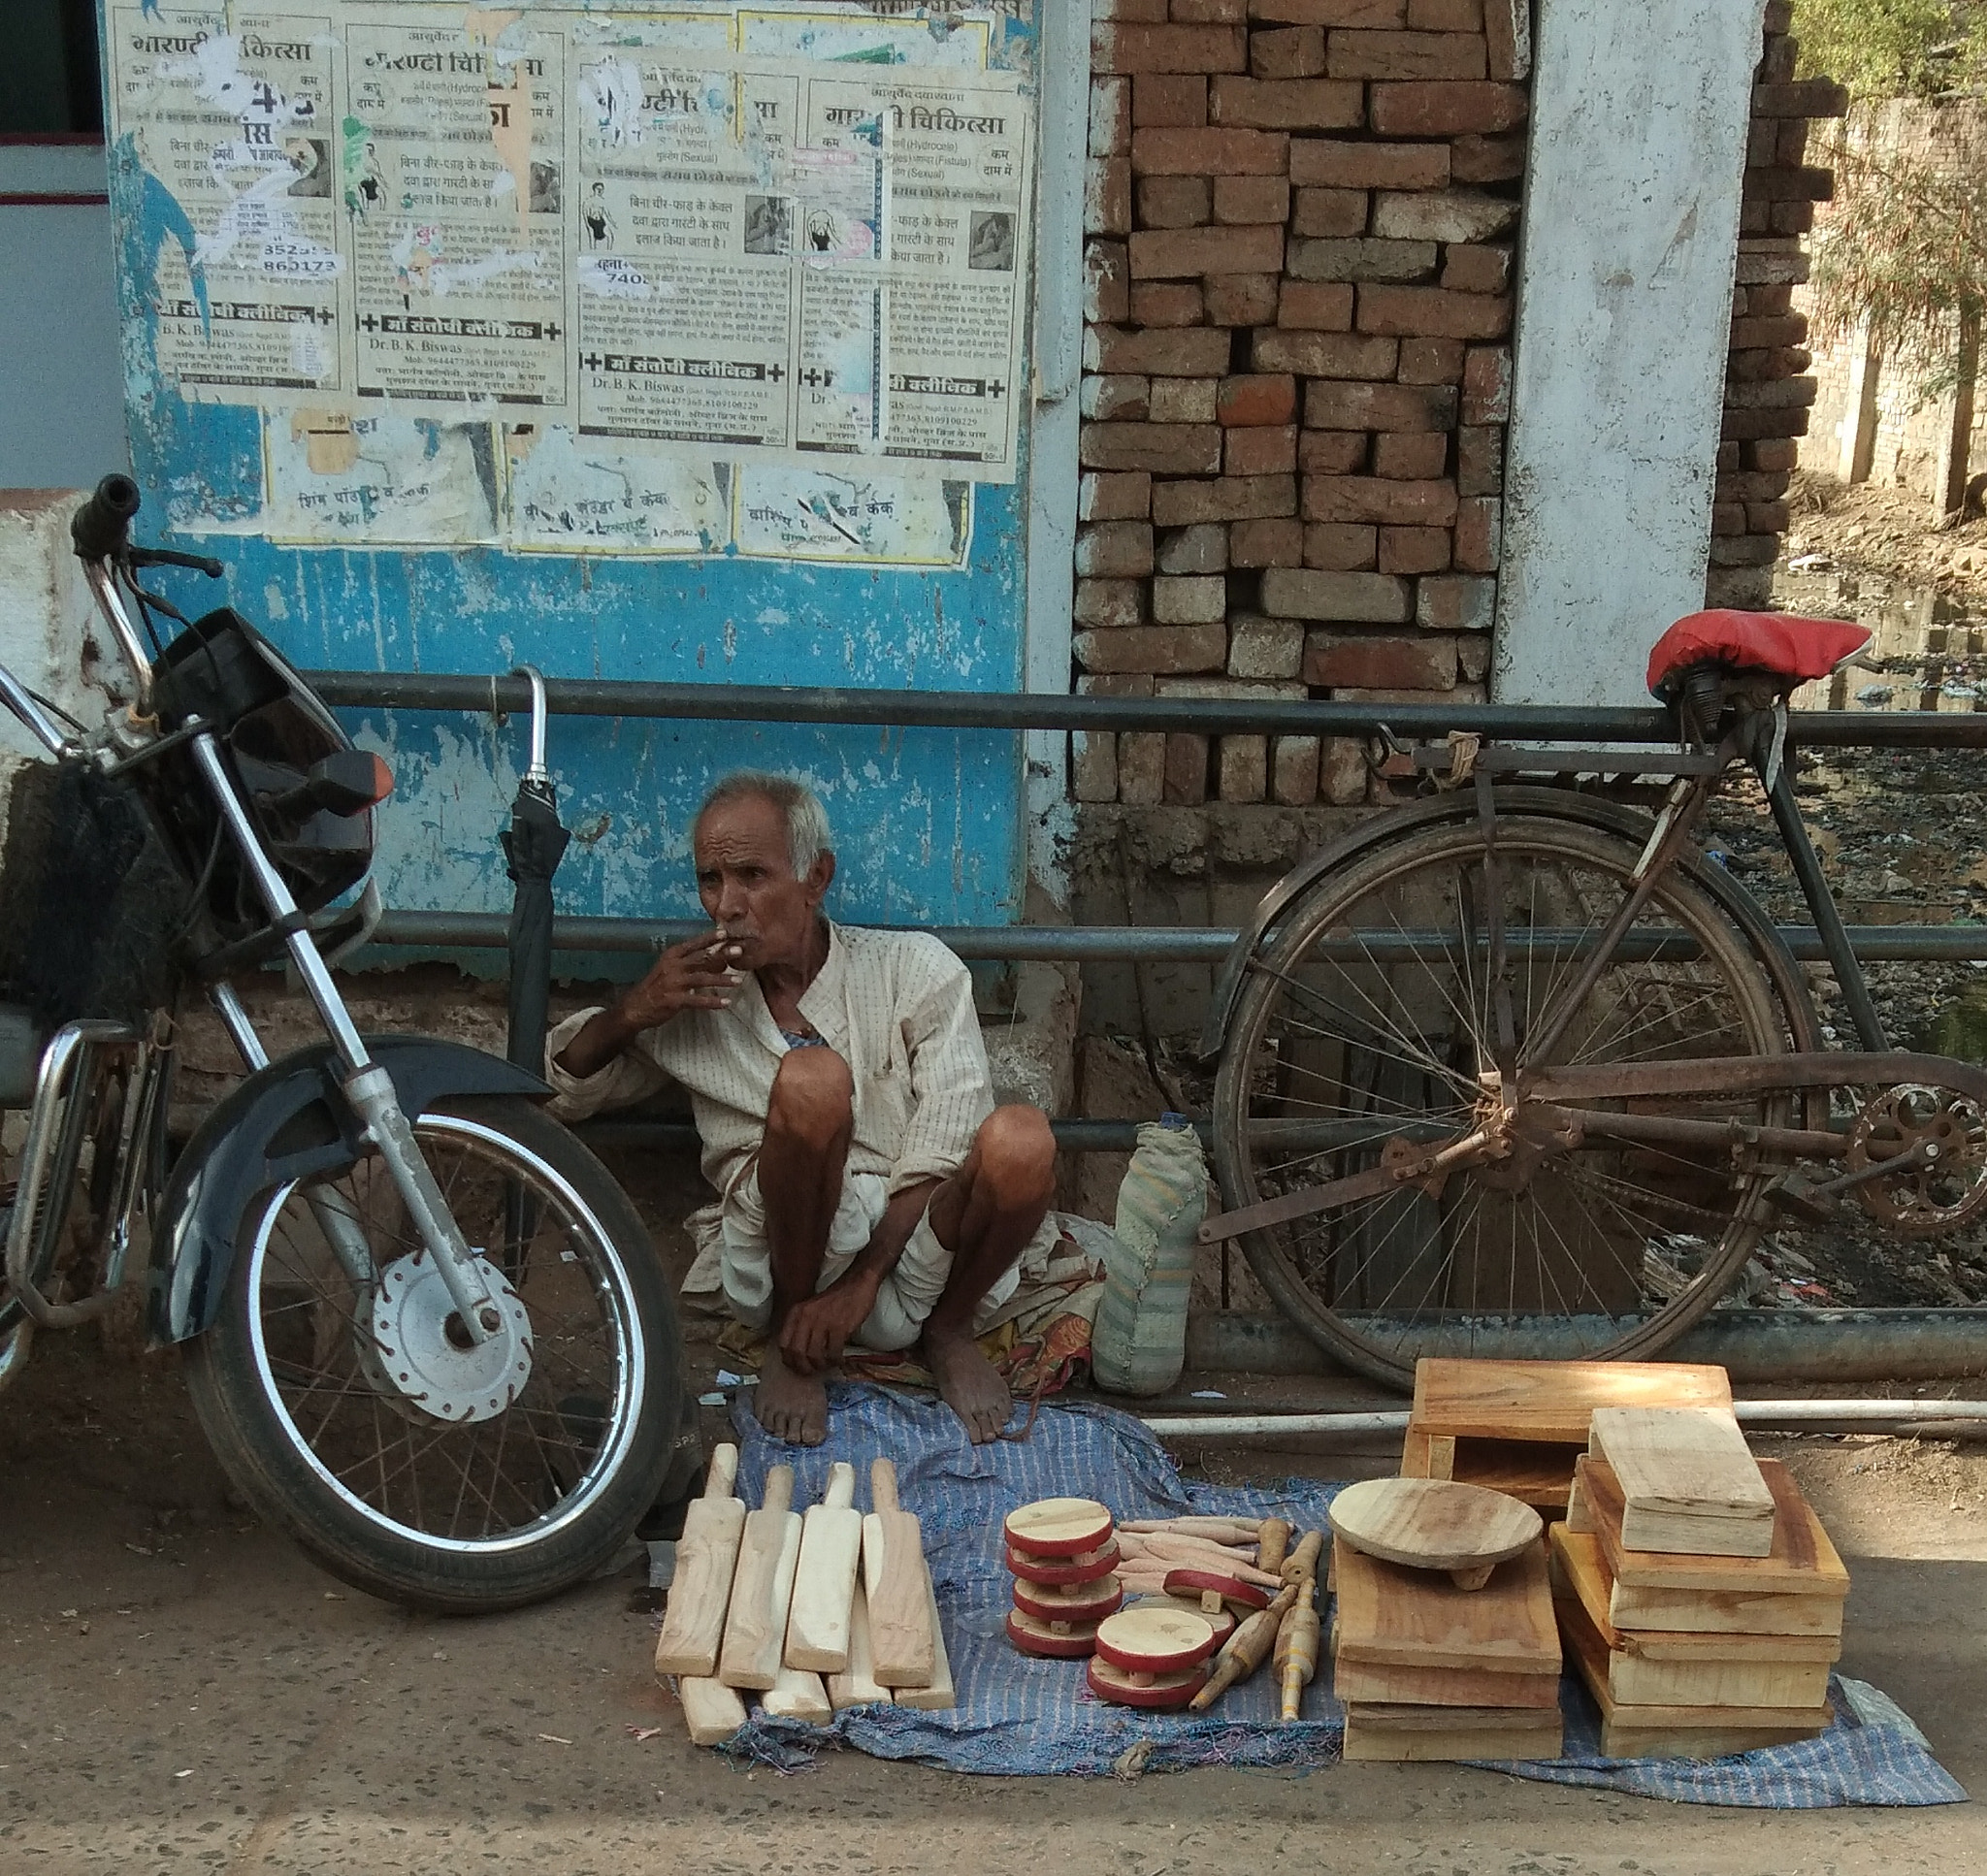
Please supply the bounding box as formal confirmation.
[1646,608,1872,700]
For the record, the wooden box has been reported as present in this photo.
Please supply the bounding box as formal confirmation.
[1401,1359,1736,1512]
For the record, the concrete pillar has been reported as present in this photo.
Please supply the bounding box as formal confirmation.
[1838,319,1882,484]
[1491,0,1766,710]
[1934,309,1980,520]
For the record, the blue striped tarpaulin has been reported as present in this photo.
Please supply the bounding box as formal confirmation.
[708,1383,1963,1804]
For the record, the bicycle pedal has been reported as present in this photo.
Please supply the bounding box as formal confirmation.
[1762,1173,1833,1224]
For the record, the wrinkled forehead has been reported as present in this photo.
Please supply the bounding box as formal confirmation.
[692,794,795,874]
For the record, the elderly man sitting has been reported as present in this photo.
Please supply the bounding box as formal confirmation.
[546,771,1059,1446]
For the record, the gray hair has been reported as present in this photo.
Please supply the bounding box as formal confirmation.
[697,770,832,876]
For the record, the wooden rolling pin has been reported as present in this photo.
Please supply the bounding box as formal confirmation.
[1281,1530,1324,1588]
[864,1458,935,1689]
[654,1443,746,1678]
[718,1464,798,1690]
[1257,1517,1293,1575]
[1189,1582,1296,1710]
[1275,1582,1319,1721]
[1121,1517,1262,1542]
[786,1461,863,1673]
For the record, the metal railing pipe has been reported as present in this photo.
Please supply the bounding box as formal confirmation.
[368,909,1987,964]
[303,668,1987,749]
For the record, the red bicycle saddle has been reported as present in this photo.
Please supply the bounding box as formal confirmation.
[1646,608,1872,698]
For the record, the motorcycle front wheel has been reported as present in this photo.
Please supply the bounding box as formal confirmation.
[182,1096,681,1612]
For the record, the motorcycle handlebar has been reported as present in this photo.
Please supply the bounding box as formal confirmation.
[70,473,142,562]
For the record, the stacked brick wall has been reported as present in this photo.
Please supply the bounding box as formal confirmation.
[1074,0,1527,809]
[1710,2,1847,607]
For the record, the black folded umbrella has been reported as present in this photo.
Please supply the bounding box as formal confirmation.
[499,667,568,1076]
[500,773,570,1076]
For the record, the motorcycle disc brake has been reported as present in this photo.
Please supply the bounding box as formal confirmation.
[1848,1084,1987,1239]
[367,1251,535,1423]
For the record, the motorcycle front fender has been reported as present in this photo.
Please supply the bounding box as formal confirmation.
[148,1036,549,1345]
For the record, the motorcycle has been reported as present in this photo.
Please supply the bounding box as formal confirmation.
[0,475,685,1611]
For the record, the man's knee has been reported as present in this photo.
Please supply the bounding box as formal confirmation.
[971,1104,1057,1207]
[766,1047,854,1151]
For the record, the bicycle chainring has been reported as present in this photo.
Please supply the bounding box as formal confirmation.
[1847,1084,1987,1238]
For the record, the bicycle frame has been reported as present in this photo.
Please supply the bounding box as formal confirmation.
[1202,721,1987,1245]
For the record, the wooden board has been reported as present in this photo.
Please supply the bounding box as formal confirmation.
[717,1466,799,1691]
[653,1443,746,1679]
[1332,1654,1562,1709]
[892,1560,955,1713]
[1598,1708,1834,1762]
[828,1579,890,1710]
[1554,1566,1834,1711]
[1581,1457,1849,1601]
[1411,1359,1735,1443]
[1549,1527,1842,1664]
[866,1458,936,1690]
[1560,1595,1830,1758]
[1329,1477,1542,1581]
[1450,1439,1588,1511]
[758,1510,831,1722]
[1563,1470,1593,1534]
[1332,1536,1560,1675]
[678,1675,748,1746]
[1343,1702,1564,1763]
[1588,1407,1774,1557]
[785,1462,863,1673]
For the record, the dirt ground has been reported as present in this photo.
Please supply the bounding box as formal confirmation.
[5,1277,1987,1876]
[1785,469,1987,606]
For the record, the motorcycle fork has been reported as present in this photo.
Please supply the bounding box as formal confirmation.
[188,730,504,1343]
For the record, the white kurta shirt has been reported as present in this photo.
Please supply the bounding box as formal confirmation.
[543,922,999,1204]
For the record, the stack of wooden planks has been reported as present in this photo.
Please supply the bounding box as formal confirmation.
[1402,1358,1738,1511]
[1552,1439,1847,1758]
[658,1453,953,1744]
[1332,1535,1564,1761]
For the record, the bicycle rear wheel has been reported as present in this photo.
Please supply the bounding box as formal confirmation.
[1212,811,1791,1390]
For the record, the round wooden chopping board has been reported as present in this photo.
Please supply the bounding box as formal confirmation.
[1092,1604,1218,1675]
[1161,1568,1271,1613]
[1127,1594,1235,1648]
[1086,1656,1208,1708]
[1004,1498,1115,1557]
[1011,1571,1124,1626]
[1004,1538,1121,1586]
[1327,1477,1542,1589]
[1005,1607,1101,1658]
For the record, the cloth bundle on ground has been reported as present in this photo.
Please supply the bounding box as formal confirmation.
[708,1218,1110,1403]
[693,1384,1964,1807]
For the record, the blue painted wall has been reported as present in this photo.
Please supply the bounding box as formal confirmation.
[106,36,1036,939]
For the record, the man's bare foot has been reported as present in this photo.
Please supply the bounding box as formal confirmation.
[754,1347,829,1446]
[923,1324,1012,1445]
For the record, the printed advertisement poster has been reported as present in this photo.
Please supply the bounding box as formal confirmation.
[341,13,569,412]
[109,8,345,402]
[108,3,1026,555]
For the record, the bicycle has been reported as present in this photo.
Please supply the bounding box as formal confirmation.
[1197,607,1987,1391]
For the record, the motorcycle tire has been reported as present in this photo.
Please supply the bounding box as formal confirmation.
[182,1095,682,1613]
